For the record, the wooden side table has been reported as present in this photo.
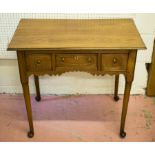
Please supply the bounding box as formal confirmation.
[8,19,146,138]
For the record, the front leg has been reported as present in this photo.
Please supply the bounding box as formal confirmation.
[22,82,34,138]
[120,79,132,138]
[120,50,137,138]
[17,51,34,138]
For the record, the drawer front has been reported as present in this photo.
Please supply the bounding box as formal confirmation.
[102,54,128,71]
[26,54,52,72]
[56,54,97,70]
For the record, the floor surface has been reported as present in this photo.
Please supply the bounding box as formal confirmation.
[0,94,155,142]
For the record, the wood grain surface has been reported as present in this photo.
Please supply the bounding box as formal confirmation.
[8,19,146,51]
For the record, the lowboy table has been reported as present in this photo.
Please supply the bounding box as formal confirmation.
[8,19,146,138]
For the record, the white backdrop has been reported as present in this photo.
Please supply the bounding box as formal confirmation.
[0,13,155,94]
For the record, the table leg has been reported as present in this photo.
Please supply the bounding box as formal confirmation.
[34,75,41,102]
[114,74,119,101]
[120,79,132,138]
[119,50,137,138]
[22,82,34,138]
[17,51,34,138]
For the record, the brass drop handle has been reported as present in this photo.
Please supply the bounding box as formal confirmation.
[113,58,117,64]
[74,56,79,61]
[61,57,65,62]
[88,57,92,63]
[36,60,41,65]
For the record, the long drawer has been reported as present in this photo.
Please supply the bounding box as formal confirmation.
[55,54,98,71]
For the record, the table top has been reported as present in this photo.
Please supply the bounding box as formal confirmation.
[8,19,146,51]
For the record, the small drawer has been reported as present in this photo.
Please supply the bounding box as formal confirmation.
[56,54,97,70]
[26,54,52,72]
[102,54,128,71]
